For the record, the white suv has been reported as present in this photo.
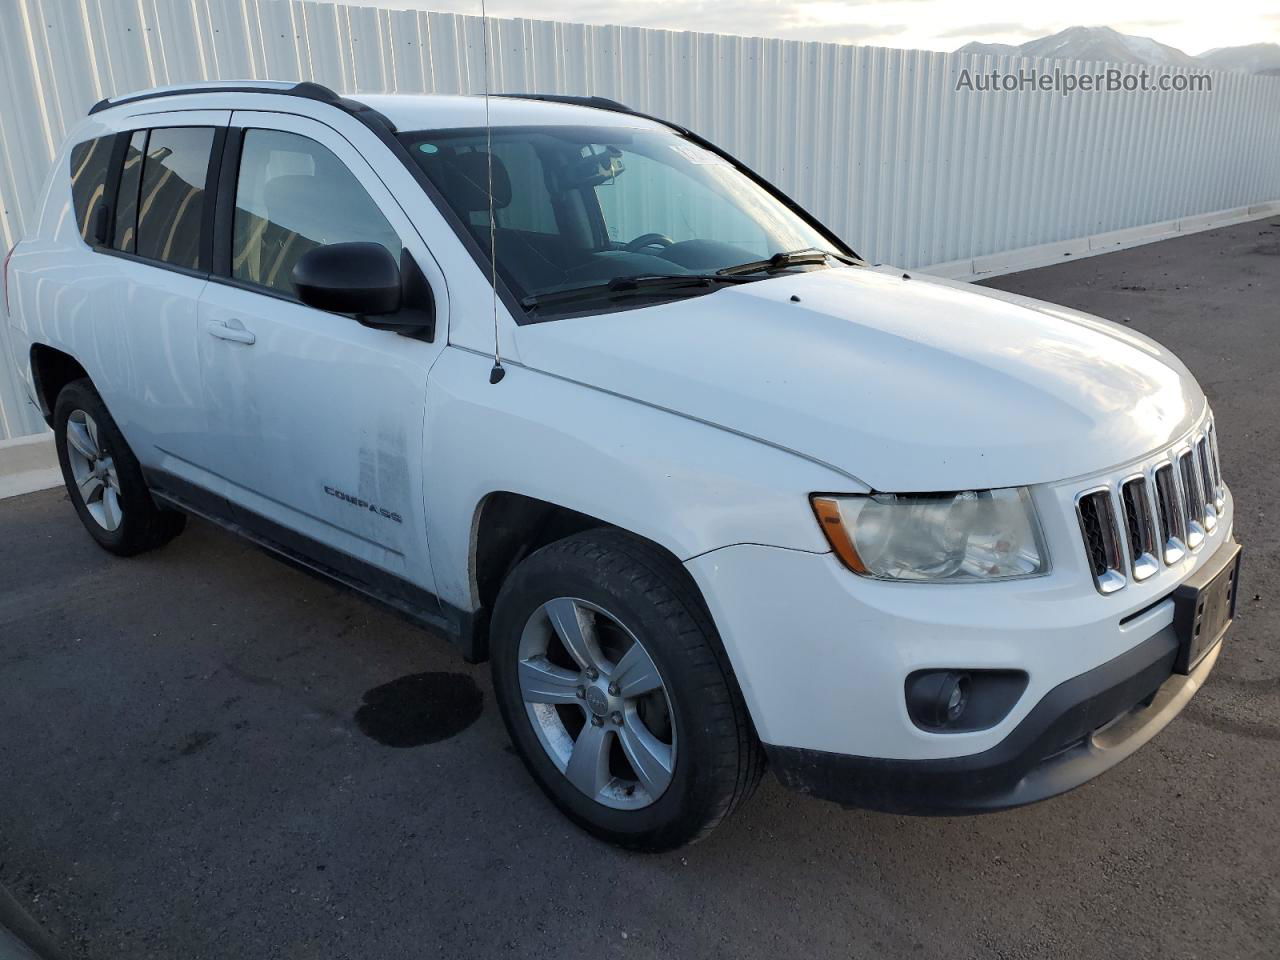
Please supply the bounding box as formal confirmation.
[4,82,1241,850]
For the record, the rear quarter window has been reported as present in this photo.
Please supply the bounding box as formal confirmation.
[69,136,113,243]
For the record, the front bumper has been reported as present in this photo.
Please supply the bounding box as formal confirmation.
[766,610,1223,814]
[686,509,1238,812]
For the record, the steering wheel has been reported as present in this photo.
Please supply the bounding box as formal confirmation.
[623,232,675,253]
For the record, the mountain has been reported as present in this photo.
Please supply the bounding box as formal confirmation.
[959,26,1198,68]
[1021,26,1201,68]
[1197,43,1280,74]
[958,26,1280,75]
[957,41,1019,58]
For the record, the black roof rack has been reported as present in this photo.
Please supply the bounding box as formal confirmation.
[491,92,701,140]
[87,80,397,132]
[492,93,634,114]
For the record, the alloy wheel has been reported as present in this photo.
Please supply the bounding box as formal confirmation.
[517,597,676,809]
[64,409,123,531]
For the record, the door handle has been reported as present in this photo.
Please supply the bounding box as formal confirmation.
[204,318,256,345]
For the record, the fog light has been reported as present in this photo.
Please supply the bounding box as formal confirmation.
[945,675,969,721]
[904,668,1028,733]
[906,670,971,729]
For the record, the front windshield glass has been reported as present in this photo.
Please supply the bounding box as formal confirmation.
[399,124,848,313]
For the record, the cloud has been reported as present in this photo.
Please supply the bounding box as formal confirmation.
[935,22,1043,39]
[330,0,1280,54]
[395,0,912,46]
[766,22,911,44]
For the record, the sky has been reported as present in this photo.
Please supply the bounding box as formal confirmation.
[353,1,1280,55]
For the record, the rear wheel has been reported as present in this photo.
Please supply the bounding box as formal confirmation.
[490,529,764,850]
[53,378,185,556]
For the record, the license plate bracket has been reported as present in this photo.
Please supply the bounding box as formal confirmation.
[1172,542,1242,674]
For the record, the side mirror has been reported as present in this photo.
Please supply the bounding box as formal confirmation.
[292,242,436,340]
[292,241,402,316]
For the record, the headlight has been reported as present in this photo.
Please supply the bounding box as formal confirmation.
[811,488,1048,582]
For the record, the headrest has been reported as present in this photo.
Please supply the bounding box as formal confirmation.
[262,174,390,245]
[430,151,512,213]
[263,174,319,211]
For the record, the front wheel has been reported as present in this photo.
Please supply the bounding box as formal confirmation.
[490,529,764,851]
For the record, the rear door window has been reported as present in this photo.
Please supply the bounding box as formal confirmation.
[68,136,113,243]
[135,127,215,271]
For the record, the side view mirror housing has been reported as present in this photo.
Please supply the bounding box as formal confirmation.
[293,241,401,315]
[292,242,435,340]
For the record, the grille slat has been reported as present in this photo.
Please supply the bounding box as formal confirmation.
[1079,496,1108,576]
[1197,436,1218,532]
[1076,489,1126,594]
[1207,423,1225,510]
[1177,448,1206,550]
[1202,431,1219,492]
[1119,477,1158,581]
[1152,463,1186,565]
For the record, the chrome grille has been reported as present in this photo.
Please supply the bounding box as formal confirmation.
[1076,418,1225,594]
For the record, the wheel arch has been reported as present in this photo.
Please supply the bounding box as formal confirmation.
[29,343,90,425]
[464,491,712,663]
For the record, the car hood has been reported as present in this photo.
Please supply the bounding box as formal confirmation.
[514,267,1205,491]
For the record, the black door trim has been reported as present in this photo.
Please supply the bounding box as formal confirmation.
[211,126,244,278]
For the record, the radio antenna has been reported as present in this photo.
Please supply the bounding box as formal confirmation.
[480,0,504,384]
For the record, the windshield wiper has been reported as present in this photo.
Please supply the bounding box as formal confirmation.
[520,274,750,311]
[716,247,856,277]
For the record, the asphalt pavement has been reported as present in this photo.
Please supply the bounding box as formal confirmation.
[1,218,1277,959]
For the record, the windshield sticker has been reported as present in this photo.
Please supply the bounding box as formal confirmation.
[669,143,729,166]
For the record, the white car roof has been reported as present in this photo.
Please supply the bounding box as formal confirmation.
[91,82,668,134]
[359,93,667,132]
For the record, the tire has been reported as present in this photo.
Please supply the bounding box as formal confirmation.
[53,378,185,556]
[490,528,765,851]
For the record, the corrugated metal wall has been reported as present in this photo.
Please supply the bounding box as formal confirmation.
[1,0,1278,442]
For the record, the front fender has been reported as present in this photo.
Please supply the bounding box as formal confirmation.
[424,346,849,611]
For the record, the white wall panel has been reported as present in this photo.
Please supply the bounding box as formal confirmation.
[1,0,1278,441]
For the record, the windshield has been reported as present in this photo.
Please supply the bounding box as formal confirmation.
[398,124,851,315]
